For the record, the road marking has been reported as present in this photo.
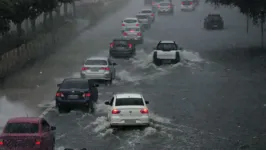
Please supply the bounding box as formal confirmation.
[39,105,54,118]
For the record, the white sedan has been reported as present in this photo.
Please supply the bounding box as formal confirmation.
[105,93,150,127]
[121,17,142,32]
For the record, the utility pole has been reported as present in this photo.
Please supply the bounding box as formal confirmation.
[260,10,265,48]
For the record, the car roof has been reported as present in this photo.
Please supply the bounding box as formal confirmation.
[141,9,152,11]
[115,93,143,99]
[7,117,41,123]
[124,17,138,20]
[63,78,88,82]
[137,13,149,16]
[160,40,175,43]
[86,56,108,61]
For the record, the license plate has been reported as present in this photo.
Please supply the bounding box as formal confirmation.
[162,60,171,63]
[90,68,99,71]
[124,120,136,124]
[68,95,79,99]
[213,25,218,27]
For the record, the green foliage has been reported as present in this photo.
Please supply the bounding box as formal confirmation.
[206,0,266,24]
[0,18,10,35]
[58,0,74,3]
[9,0,32,24]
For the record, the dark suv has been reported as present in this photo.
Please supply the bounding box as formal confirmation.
[55,78,99,113]
[204,14,224,30]
[109,39,136,58]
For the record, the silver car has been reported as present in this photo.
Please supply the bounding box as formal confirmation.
[140,9,155,22]
[158,2,174,14]
[80,57,116,84]
[122,26,143,43]
[121,17,142,32]
[136,14,151,29]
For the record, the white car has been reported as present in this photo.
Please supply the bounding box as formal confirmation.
[152,40,182,66]
[105,93,150,127]
[180,0,196,11]
[140,9,155,22]
[121,17,142,32]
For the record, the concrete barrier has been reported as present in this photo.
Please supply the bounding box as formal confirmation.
[0,0,130,79]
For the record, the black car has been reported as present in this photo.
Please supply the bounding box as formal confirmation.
[109,39,136,58]
[55,78,99,113]
[204,14,224,30]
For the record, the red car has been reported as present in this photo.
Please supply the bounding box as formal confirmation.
[0,117,56,150]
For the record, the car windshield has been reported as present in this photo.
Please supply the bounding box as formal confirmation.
[115,98,144,106]
[125,28,140,31]
[157,43,178,50]
[85,60,107,65]
[160,3,169,6]
[4,123,39,133]
[137,15,148,19]
[124,19,137,23]
[141,10,152,13]
[61,80,88,89]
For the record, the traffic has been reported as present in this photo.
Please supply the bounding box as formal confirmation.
[1,0,248,149]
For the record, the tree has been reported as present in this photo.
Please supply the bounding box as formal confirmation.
[28,0,43,32]
[0,0,14,35]
[58,0,74,17]
[39,0,58,29]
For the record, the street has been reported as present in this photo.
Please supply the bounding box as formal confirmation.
[0,0,266,149]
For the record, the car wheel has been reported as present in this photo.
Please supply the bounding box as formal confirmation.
[153,52,161,66]
[89,101,95,113]
[105,76,113,85]
[172,52,180,64]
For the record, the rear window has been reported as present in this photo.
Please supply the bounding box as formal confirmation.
[115,98,144,106]
[160,3,169,6]
[182,1,192,5]
[157,43,178,50]
[209,15,222,20]
[136,15,148,19]
[125,28,140,31]
[141,10,152,13]
[4,123,39,133]
[85,60,107,65]
[61,80,88,89]
[124,19,137,23]
[153,0,163,2]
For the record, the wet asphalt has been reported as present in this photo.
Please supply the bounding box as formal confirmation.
[0,0,266,149]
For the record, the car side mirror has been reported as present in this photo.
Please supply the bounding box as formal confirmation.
[179,47,183,50]
[105,101,110,105]
[93,84,99,87]
[50,126,56,131]
[145,101,149,104]
[57,83,61,87]
[112,62,117,65]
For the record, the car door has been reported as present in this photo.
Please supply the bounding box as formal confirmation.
[108,58,116,78]
[42,119,53,147]
[41,120,50,147]
[108,97,115,119]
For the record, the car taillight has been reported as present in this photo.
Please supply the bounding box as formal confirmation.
[151,13,154,16]
[0,139,3,145]
[190,2,192,5]
[83,92,91,97]
[168,4,172,8]
[122,23,125,26]
[157,4,160,8]
[81,67,88,71]
[182,2,184,4]
[101,67,110,71]
[136,24,139,26]
[112,109,120,114]
[140,108,149,114]
[123,32,127,36]
[56,92,64,97]
[35,139,41,145]
[152,2,155,5]
[110,42,114,48]
[128,43,132,48]
[137,32,141,36]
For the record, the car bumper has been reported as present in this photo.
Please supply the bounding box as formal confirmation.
[110,116,150,126]
[1,148,43,150]
[80,72,111,80]
[181,7,194,11]
[158,9,172,13]
[110,50,134,57]
[56,99,91,107]
[123,36,142,41]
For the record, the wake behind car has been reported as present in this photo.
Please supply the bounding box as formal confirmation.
[80,57,116,84]
[181,0,195,11]
[140,8,155,22]
[109,38,136,58]
[153,40,182,66]
[157,2,174,14]
[105,93,150,127]
[55,78,99,113]
[122,26,143,44]
[204,13,224,30]
[0,117,56,150]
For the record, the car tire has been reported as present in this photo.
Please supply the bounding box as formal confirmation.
[89,101,95,113]
[153,52,161,66]
[172,52,180,64]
